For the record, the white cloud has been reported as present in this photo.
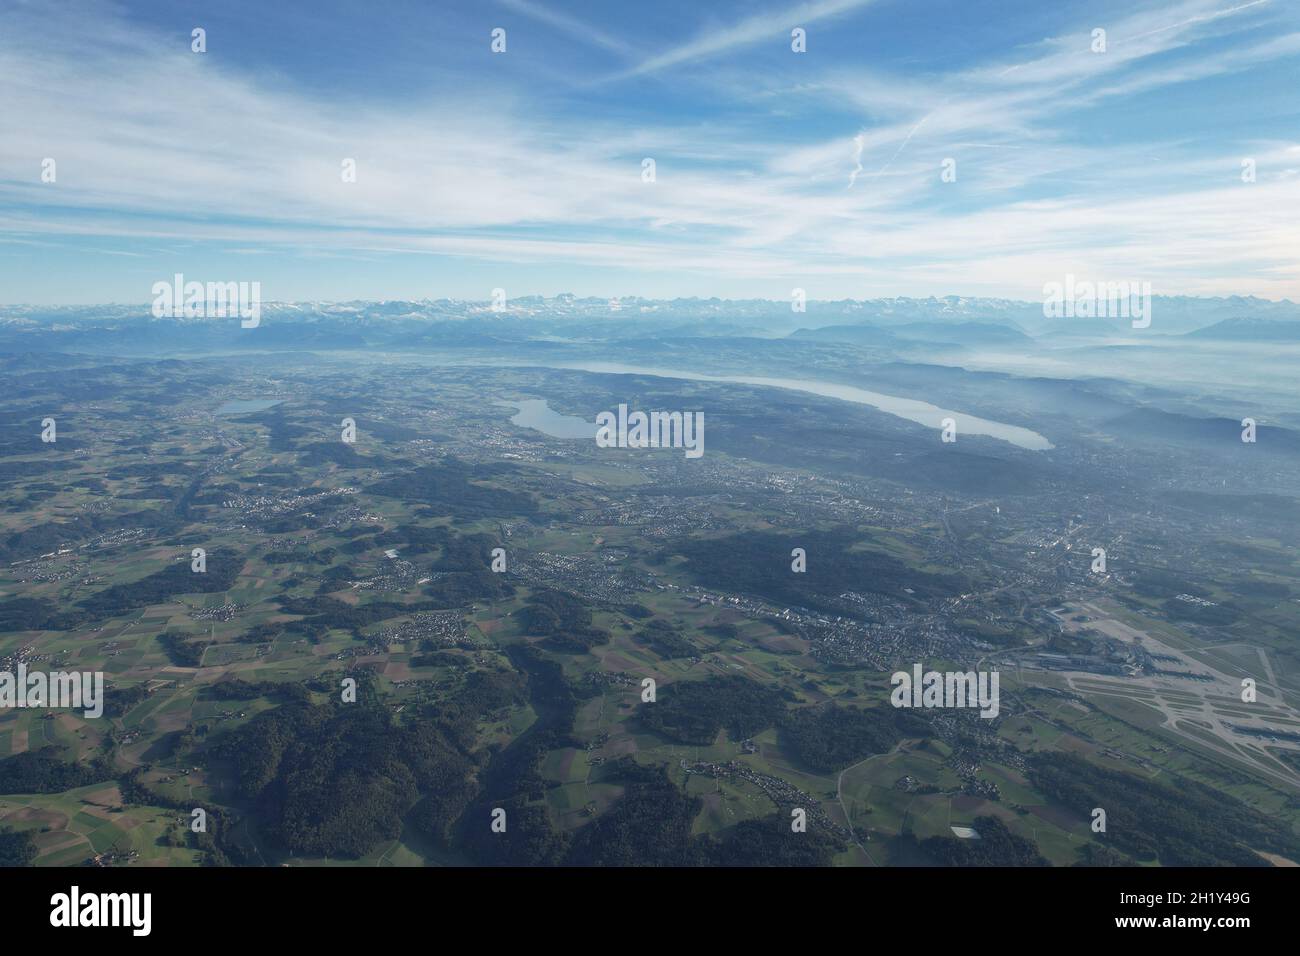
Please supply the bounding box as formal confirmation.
[617,0,879,78]
[495,0,636,56]
[0,0,1297,300]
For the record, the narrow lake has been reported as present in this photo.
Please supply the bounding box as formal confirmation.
[537,362,1053,450]
[215,399,282,415]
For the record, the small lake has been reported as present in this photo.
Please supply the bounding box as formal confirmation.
[540,362,1053,450]
[215,399,283,415]
[504,399,595,439]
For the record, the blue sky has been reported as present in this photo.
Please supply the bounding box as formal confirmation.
[1,0,1298,304]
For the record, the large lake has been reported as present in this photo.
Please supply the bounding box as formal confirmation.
[533,362,1053,450]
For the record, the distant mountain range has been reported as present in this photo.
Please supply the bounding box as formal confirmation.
[791,321,1036,350]
[1101,407,1300,456]
[1183,317,1300,342]
[0,294,1296,352]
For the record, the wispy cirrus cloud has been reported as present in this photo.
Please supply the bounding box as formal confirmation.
[0,0,1297,302]
[495,0,636,57]
[614,0,880,78]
